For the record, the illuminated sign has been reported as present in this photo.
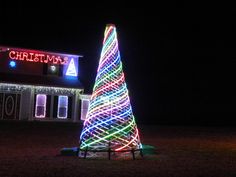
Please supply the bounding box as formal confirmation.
[9,50,69,65]
[63,57,78,77]
[65,58,77,76]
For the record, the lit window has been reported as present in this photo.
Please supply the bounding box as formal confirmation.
[81,99,90,120]
[35,94,46,118]
[57,96,68,119]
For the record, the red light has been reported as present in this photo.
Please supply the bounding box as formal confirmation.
[9,50,68,65]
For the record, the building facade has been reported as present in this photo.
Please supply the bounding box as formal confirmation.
[0,46,89,122]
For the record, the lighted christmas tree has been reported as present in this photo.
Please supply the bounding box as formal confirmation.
[79,24,142,157]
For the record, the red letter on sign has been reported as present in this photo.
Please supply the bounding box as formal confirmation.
[38,54,45,63]
[23,52,28,61]
[34,54,39,62]
[9,51,16,59]
[61,57,68,65]
[47,55,55,64]
[28,53,34,61]
[16,52,23,60]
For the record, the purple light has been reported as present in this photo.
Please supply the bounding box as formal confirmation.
[35,94,46,118]
[65,58,78,77]
[57,96,68,119]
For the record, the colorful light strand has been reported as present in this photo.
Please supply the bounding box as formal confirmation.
[79,24,142,152]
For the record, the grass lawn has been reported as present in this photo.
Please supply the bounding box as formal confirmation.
[0,121,236,177]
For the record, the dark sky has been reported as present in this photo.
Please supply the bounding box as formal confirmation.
[1,3,236,125]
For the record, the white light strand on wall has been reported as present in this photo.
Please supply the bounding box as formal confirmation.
[0,82,83,95]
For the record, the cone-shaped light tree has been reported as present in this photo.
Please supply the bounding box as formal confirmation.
[79,24,142,153]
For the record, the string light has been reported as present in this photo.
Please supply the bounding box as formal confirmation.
[79,24,142,152]
[0,83,83,95]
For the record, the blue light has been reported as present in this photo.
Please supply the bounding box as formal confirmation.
[65,58,77,76]
[9,61,16,68]
[63,57,78,77]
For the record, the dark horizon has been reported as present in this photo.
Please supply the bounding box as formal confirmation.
[1,5,236,125]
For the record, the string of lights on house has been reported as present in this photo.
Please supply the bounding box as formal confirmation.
[0,83,81,95]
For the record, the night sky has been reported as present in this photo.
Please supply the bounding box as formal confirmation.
[1,3,236,125]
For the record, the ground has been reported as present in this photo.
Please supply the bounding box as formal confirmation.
[0,121,236,177]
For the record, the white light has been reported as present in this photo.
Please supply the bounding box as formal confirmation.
[0,83,82,94]
[66,58,77,76]
[50,65,57,72]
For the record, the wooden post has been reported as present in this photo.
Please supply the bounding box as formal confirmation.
[76,147,80,157]
[108,141,111,160]
[77,141,81,157]
[131,148,135,160]
[84,146,88,159]
[140,149,143,158]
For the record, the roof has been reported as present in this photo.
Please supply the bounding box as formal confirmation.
[0,45,84,89]
[0,46,83,58]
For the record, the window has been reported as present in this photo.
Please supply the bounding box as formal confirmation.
[57,96,68,119]
[81,99,90,120]
[35,94,46,118]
